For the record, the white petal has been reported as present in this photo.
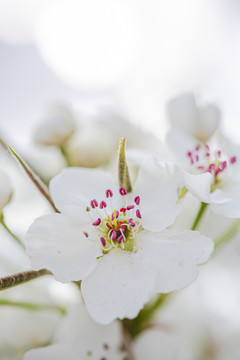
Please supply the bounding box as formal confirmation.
[137,230,213,293]
[26,206,102,282]
[166,128,198,168]
[133,158,181,232]
[50,167,116,211]
[211,183,240,218]
[57,303,122,351]
[166,93,198,135]
[133,328,180,360]
[82,249,155,324]
[197,104,220,141]
[24,345,79,360]
[176,166,212,203]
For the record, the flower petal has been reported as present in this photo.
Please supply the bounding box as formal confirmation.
[166,128,198,168]
[26,206,102,282]
[137,230,213,293]
[166,92,198,135]
[24,345,79,360]
[50,167,116,211]
[176,166,213,203]
[81,248,156,324]
[133,158,181,232]
[211,183,240,218]
[133,328,181,360]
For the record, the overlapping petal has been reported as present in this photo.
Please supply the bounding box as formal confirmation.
[50,167,117,211]
[26,206,102,282]
[81,248,156,324]
[137,230,213,293]
[133,157,180,232]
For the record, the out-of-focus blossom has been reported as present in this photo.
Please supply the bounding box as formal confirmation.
[167,93,221,142]
[24,303,126,360]
[24,302,182,360]
[0,169,13,213]
[26,157,213,324]
[66,111,165,168]
[34,104,76,147]
[167,129,240,218]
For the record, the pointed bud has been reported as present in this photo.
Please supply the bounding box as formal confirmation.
[118,138,132,193]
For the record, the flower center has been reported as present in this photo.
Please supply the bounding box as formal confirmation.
[186,144,237,190]
[85,187,142,253]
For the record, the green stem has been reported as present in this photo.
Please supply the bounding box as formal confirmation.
[0,269,52,291]
[191,202,208,230]
[59,145,71,167]
[0,213,25,248]
[0,298,66,315]
[214,219,240,250]
[122,293,169,338]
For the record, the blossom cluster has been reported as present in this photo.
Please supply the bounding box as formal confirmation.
[0,93,240,359]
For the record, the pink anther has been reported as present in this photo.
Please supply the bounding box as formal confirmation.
[100,237,106,247]
[134,196,140,205]
[230,156,237,164]
[127,205,135,210]
[136,209,142,219]
[119,187,127,196]
[100,201,107,209]
[106,189,113,198]
[90,199,98,208]
[92,218,101,226]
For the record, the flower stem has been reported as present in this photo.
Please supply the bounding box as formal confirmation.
[0,269,52,291]
[59,145,71,167]
[0,298,66,315]
[0,213,25,248]
[214,219,240,250]
[191,202,208,230]
[122,293,169,338]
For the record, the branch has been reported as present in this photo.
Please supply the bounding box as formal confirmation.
[0,269,52,291]
[8,146,59,213]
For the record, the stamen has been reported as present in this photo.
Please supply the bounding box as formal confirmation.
[111,230,117,240]
[90,199,98,208]
[85,206,90,212]
[100,237,106,247]
[92,218,101,226]
[230,156,237,164]
[128,218,136,227]
[106,189,113,198]
[119,187,127,196]
[134,196,140,205]
[136,209,142,219]
[117,235,124,243]
[127,205,135,210]
[83,231,89,238]
[100,200,107,209]
[120,207,127,212]
[112,210,119,220]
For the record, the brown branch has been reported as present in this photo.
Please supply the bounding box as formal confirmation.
[0,269,52,291]
[8,145,59,213]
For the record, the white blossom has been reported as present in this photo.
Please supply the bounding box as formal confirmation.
[167,129,240,218]
[167,93,220,142]
[34,104,75,146]
[26,157,213,324]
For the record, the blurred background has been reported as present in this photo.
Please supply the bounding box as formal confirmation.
[1,0,240,148]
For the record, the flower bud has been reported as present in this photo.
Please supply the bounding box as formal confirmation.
[34,104,76,146]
